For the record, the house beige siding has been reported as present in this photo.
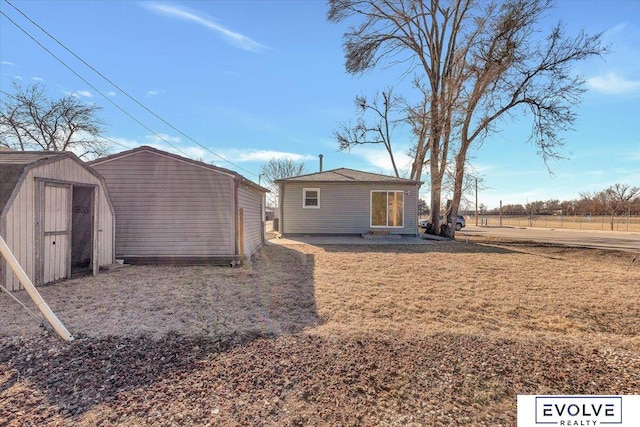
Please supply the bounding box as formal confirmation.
[1,157,115,291]
[238,184,264,256]
[92,149,238,259]
[280,182,419,235]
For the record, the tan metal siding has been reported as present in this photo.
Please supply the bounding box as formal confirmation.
[238,184,264,256]
[281,182,419,235]
[95,186,115,267]
[92,150,236,257]
[1,157,115,291]
[3,175,35,291]
[42,184,71,283]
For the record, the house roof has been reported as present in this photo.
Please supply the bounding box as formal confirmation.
[275,168,423,185]
[0,151,69,214]
[89,145,269,193]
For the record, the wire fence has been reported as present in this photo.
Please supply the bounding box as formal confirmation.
[469,215,640,232]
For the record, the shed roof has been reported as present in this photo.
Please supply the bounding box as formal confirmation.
[0,151,68,213]
[276,168,423,185]
[89,145,269,193]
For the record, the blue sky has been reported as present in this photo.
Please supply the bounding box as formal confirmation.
[1,0,638,209]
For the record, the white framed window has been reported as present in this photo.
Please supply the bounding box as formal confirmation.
[303,188,320,208]
[370,190,404,227]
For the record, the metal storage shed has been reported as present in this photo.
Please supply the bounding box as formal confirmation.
[89,146,268,265]
[0,151,116,291]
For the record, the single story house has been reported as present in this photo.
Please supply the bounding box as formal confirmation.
[0,151,115,291]
[276,168,422,236]
[89,146,268,265]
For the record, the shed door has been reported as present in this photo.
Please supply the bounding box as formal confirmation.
[40,183,71,284]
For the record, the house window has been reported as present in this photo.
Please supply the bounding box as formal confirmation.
[371,191,404,227]
[303,188,320,208]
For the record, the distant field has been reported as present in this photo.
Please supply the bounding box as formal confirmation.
[461,214,640,232]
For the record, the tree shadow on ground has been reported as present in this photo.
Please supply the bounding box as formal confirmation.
[312,240,517,255]
[3,332,639,425]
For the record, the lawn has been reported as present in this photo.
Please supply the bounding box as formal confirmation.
[1,238,639,426]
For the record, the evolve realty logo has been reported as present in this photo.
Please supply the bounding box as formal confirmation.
[535,396,621,426]
[517,395,640,426]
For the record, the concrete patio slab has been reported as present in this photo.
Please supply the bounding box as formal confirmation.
[266,235,435,246]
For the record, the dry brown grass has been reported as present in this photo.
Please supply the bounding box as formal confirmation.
[2,238,639,349]
[308,240,640,350]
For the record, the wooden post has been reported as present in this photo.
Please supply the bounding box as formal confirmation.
[0,236,74,341]
[238,208,244,259]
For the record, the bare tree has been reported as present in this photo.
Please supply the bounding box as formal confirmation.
[334,87,404,177]
[594,184,640,230]
[0,82,108,159]
[328,0,604,236]
[260,158,306,207]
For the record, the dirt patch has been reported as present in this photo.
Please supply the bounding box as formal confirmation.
[1,239,639,425]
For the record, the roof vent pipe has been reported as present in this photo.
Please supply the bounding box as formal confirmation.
[319,154,323,172]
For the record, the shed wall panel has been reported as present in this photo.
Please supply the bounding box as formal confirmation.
[3,176,36,291]
[280,182,419,235]
[92,150,236,257]
[238,185,264,256]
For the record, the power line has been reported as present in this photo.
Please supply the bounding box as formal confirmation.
[0,9,198,161]
[3,0,259,178]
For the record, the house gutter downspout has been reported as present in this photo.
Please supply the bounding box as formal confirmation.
[279,182,284,236]
[0,236,74,341]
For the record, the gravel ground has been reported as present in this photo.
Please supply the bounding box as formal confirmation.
[2,332,639,426]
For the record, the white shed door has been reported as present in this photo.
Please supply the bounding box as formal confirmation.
[42,184,71,283]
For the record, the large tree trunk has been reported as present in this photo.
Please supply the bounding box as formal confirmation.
[429,173,442,236]
[445,151,467,239]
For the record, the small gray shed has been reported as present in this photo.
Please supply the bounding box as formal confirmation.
[0,151,115,291]
[276,168,422,236]
[90,146,268,264]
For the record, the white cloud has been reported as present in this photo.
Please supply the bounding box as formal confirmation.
[605,22,627,37]
[102,137,140,151]
[145,133,181,144]
[1,61,16,66]
[587,72,640,95]
[147,90,160,96]
[32,76,45,82]
[354,146,414,177]
[143,3,268,52]
[107,91,117,97]
[225,149,314,162]
[65,90,93,98]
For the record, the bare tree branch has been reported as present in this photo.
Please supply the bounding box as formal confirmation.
[0,81,108,159]
[260,158,307,207]
[334,87,404,177]
[329,0,605,236]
